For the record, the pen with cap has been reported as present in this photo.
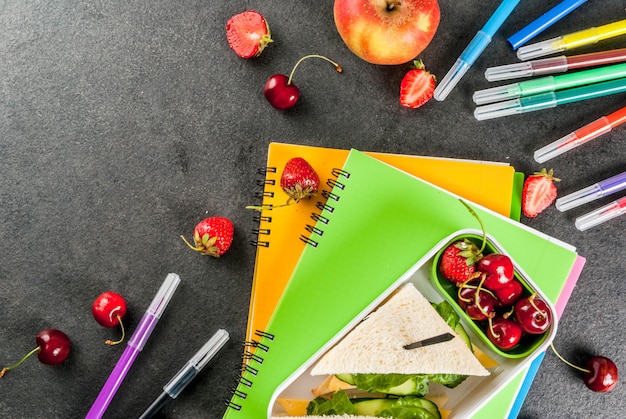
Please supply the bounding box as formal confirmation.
[575,195,626,231]
[485,47,626,82]
[86,273,181,419]
[556,171,626,211]
[507,0,588,50]
[474,76,626,121]
[534,104,626,163]
[433,0,520,101]
[474,62,626,105]
[138,329,230,419]
[517,18,626,61]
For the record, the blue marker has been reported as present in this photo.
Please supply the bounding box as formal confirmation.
[507,0,588,50]
[434,0,521,101]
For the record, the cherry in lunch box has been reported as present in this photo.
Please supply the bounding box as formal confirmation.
[493,278,523,306]
[477,253,514,290]
[487,317,522,350]
[457,279,497,321]
[514,293,552,334]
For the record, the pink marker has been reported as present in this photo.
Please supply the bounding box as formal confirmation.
[575,196,626,231]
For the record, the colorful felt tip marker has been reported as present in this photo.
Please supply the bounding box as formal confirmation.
[485,47,626,82]
[138,329,230,419]
[507,0,588,50]
[575,196,626,231]
[475,62,626,105]
[534,104,626,162]
[434,0,521,101]
[86,273,181,419]
[557,171,626,212]
[474,77,626,121]
[517,18,626,61]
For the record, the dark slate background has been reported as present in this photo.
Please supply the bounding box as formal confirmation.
[0,1,624,418]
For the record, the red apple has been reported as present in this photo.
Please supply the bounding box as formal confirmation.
[334,0,440,65]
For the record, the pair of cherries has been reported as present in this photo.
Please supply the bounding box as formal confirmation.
[1,291,126,378]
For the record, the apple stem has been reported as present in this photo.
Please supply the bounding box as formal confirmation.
[386,0,402,10]
[550,343,590,374]
[287,54,343,85]
[0,346,41,378]
[459,200,488,254]
[105,314,126,346]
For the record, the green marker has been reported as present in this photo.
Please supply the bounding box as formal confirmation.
[473,62,626,105]
[474,77,626,120]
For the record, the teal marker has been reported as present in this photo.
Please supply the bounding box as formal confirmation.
[474,62,626,105]
[474,77,626,120]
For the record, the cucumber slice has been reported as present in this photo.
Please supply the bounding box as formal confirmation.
[352,399,396,415]
[335,373,355,385]
[352,397,441,418]
[455,322,473,351]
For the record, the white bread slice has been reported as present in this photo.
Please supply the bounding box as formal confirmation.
[311,283,489,376]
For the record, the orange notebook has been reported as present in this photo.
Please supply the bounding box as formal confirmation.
[246,142,516,345]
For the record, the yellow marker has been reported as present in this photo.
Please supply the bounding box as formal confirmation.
[518,18,626,61]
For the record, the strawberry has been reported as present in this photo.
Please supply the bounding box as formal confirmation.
[280,157,320,204]
[522,168,560,218]
[226,10,272,59]
[439,239,483,283]
[181,216,234,257]
[399,60,436,109]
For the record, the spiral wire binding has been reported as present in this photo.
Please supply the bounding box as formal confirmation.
[249,166,277,248]
[225,330,276,412]
[299,168,351,247]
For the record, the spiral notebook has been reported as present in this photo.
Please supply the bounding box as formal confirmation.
[246,142,516,346]
[225,149,580,418]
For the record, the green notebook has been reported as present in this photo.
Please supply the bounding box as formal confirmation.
[224,150,578,418]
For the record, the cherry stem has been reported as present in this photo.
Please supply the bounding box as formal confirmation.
[105,314,126,346]
[458,283,497,299]
[528,293,548,319]
[0,346,40,378]
[459,199,487,254]
[550,343,590,373]
[474,274,492,317]
[488,317,500,339]
[287,54,342,85]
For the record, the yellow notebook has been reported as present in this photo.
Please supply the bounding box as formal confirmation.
[246,142,516,345]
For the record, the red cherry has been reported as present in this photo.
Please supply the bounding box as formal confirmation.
[478,253,514,290]
[584,356,618,392]
[92,291,127,345]
[494,278,523,306]
[514,293,552,334]
[36,329,71,365]
[487,317,522,350]
[264,74,300,110]
[457,281,498,321]
[263,54,342,110]
[551,344,618,393]
[1,328,71,378]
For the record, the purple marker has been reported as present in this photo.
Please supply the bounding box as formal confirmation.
[556,171,626,211]
[86,273,181,419]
